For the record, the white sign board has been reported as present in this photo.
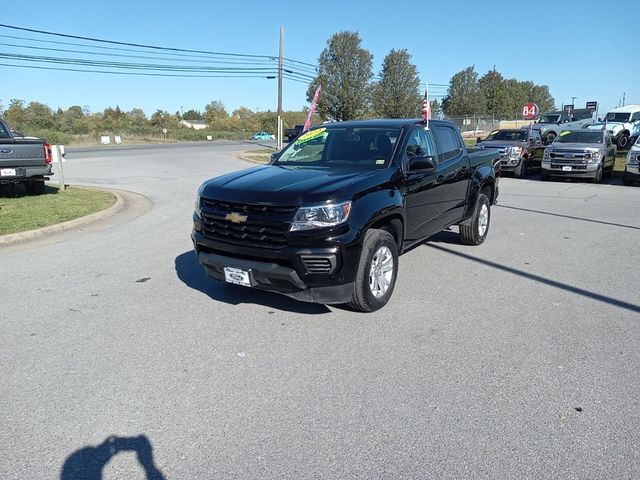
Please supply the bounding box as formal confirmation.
[51,144,66,163]
[114,135,122,145]
[101,135,111,145]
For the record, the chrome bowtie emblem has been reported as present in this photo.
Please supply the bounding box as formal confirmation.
[225,212,248,223]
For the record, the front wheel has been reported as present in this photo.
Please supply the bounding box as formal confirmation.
[347,229,398,312]
[591,164,603,183]
[459,193,490,246]
[545,132,557,144]
[517,158,528,178]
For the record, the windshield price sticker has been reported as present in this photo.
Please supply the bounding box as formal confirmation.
[295,128,326,145]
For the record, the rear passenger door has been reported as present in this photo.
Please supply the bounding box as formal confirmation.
[430,124,471,226]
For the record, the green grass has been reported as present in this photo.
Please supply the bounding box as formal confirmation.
[0,185,116,235]
[242,148,276,163]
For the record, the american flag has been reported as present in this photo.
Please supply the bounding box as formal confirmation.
[421,83,431,129]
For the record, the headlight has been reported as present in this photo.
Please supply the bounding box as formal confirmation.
[543,149,550,160]
[588,151,601,163]
[290,201,352,231]
[508,146,521,159]
[194,194,201,217]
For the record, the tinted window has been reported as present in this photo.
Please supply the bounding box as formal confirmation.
[0,122,10,138]
[403,127,435,162]
[432,125,462,162]
[631,112,640,122]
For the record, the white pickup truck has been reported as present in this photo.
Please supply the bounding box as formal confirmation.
[531,109,595,144]
[624,136,640,185]
[587,105,640,150]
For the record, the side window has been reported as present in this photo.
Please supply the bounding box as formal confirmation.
[631,112,640,122]
[403,127,435,162]
[432,126,462,162]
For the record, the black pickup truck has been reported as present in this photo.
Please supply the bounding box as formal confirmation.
[192,119,500,311]
[285,124,304,142]
[0,119,52,194]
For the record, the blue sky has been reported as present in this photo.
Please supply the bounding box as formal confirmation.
[2,0,639,117]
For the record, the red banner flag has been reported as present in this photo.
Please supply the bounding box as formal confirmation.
[304,85,322,132]
[421,82,431,129]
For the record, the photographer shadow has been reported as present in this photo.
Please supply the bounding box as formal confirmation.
[61,435,165,480]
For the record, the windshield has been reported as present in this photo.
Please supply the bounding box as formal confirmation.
[555,130,603,144]
[274,126,400,168]
[484,130,527,142]
[538,115,560,124]
[605,112,631,122]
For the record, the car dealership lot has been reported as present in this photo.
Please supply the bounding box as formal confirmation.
[1,142,638,479]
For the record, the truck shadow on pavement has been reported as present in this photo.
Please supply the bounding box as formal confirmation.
[0,183,58,198]
[426,243,640,314]
[174,250,331,314]
[60,435,165,480]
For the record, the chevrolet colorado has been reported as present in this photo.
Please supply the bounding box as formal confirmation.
[192,119,500,312]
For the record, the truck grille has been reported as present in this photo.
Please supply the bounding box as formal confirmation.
[200,198,296,248]
[549,150,591,160]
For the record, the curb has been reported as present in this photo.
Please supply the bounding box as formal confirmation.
[0,187,124,247]
[236,149,275,165]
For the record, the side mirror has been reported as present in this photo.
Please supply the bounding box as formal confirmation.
[408,154,436,172]
[270,151,280,162]
[476,136,483,144]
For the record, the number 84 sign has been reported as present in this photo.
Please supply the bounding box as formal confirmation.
[522,103,539,119]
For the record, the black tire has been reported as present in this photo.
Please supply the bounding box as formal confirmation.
[545,132,556,145]
[617,134,629,150]
[347,229,398,313]
[27,180,45,195]
[540,172,550,181]
[459,193,490,246]
[623,174,634,186]
[518,158,528,178]
[591,164,603,184]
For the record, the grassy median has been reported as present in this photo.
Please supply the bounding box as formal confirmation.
[0,185,116,235]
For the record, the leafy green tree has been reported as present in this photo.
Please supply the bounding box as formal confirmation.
[307,31,373,121]
[478,69,510,116]
[371,49,421,118]
[182,109,203,121]
[4,99,26,129]
[442,66,486,116]
[127,108,148,126]
[24,101,56,129]
[205,100,228,129]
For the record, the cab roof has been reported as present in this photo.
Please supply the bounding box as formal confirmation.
[313,119,453,129]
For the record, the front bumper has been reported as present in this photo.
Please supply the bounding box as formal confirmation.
[541,161,599,178]
[191,229,359,304]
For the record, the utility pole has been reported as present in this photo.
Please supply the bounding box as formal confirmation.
[277,26,284,150]
[622,92,626,107]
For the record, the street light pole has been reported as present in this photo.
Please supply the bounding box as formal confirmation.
[277,26,284,150]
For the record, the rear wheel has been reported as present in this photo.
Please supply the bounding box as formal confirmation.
[27,180,45,195]
[347,229,398,313]
[459,193,490,246]
[517,158,528,178]
[617,134,629,150]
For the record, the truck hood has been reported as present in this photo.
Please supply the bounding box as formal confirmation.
[478,140,525,149]
[549,143,603,151]
[199,164,390,205]
[588,122,625,133]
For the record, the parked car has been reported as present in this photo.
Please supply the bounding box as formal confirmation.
[623,136,640,185]
[0,119,52,195]
[531,109,595,144]
[541,129,616,183]
[587,105,640,150]
[285,124,305,142]
[250,132,275,140]
[476,128,544,177]
[192,119,501,312]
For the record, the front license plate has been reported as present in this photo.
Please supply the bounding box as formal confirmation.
[224,267,252,287]
[0,168,16,176]
[562,166,572,172]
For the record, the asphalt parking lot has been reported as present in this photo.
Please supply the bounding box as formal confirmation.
[1,141,638,479]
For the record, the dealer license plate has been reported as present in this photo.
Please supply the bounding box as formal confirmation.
[224,267,252,287]
[0,168,16,176]
[562,166,572,172]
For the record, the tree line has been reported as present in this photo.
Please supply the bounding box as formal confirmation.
[1,99,311,144]
[308,31,555,121]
